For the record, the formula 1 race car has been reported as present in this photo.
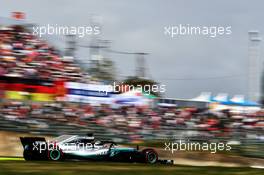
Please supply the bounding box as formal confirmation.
[20,134,173,164]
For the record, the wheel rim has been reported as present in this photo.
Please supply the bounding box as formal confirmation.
[147,152,157,163]
[50,150,61,160]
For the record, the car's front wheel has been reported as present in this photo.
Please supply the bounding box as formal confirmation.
[142,149,158,164]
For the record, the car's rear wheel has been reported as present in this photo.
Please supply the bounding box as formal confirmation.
[48,149,62,161]
[23,150,33,161]
[142,149,158,164]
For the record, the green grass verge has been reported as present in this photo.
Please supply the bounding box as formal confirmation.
[0,161,263,175]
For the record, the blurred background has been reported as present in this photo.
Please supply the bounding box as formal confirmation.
[0,0,263,171]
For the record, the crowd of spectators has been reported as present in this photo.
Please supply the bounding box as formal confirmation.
[0,100,263,141]
[0,25,89,82]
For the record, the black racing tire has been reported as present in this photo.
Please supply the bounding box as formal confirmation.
[48,149,63,161]
[142,149,158,164]
[23,150,33,161]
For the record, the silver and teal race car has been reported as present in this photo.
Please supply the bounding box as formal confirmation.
[20,134,172,164]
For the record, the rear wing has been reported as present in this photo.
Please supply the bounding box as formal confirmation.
[20,137,46,148]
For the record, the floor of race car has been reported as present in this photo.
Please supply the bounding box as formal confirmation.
[0,158,263,175]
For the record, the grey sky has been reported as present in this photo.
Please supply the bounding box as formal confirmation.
[1,0,263,99]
